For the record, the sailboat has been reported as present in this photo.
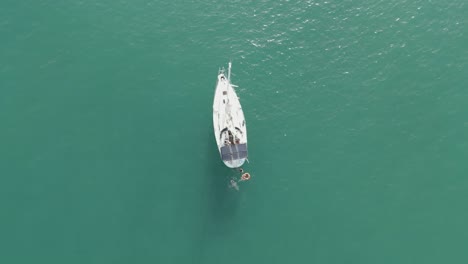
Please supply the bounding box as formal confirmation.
[212,62,248,168]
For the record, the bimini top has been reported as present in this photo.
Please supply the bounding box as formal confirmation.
[220,143,248,161]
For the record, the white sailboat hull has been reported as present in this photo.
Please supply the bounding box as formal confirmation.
[212,65,248,168]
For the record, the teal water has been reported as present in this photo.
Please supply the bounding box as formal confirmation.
[1,1,468,263]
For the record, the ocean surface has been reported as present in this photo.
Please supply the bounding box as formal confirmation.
[1,0,467,263]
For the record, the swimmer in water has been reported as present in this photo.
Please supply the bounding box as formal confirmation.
[239,168,244,173]
[229,179,239,191]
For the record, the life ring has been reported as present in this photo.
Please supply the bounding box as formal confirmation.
[241,173,251,181]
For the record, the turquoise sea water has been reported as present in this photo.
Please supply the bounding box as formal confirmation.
[1,1,468,263]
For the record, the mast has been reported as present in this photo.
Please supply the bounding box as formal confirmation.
[226,62,234,130]
[227,61,232,82]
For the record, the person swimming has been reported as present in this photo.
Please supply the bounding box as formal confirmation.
[229,179,239,191]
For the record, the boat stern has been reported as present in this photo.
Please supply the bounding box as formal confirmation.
[219,143,248,169]
[223,158,246,169]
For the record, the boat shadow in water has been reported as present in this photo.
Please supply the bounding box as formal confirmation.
[203,134,241,237]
